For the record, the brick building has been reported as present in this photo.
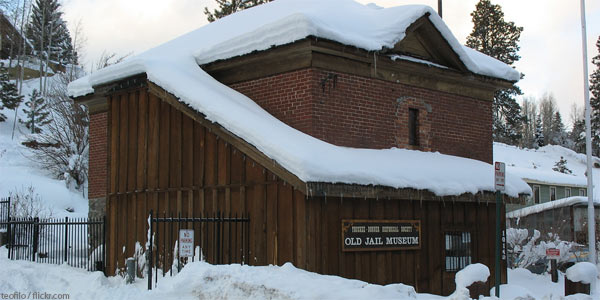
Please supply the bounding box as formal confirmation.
[71,0,529,295]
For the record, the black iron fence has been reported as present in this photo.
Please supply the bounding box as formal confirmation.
[0,197,9,232]
[147,211,250,289]
[1,216,106,273]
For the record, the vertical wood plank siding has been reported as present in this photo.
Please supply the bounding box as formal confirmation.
[105,86,506,295]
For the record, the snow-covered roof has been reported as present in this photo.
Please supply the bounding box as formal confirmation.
[494,143,595,188]
[506,196,599,219]
[67,0,530,197]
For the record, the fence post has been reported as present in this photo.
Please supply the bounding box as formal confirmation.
[32,217,39,262]
[64,217,69,263]
[6,201,11,260]
[148,210,153,291]
[102,215,106,275]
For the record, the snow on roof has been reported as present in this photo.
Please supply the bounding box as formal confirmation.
[494,142,595,187]
[506,196,599,219]
[67,0,530,197]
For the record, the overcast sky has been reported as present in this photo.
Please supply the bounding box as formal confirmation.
[61,0,600,125]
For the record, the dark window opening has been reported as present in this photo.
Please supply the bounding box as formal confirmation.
[533,185,540,204]
[445,232,472,272]
[550,187,556,201]
[409,108,419,146]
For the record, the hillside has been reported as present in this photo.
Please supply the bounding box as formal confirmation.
[493,142,600,199]
[0,75,87,218]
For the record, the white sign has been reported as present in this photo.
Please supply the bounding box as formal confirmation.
[494,162,505,191]
[179,229,194,258]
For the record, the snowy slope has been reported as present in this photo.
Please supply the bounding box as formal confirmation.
[494,143,599,198]
[0,77,87,218]
[67,0,530,198]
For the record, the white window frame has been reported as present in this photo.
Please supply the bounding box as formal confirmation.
[565,187,571,198]
[580,188,587,196]
[550,186,556,201]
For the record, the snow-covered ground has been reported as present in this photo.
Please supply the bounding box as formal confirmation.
[0,76,87,218]
[494,142,600,200]
[0,246,596,300]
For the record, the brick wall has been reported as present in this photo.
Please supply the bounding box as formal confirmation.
[89,112,108,199]
[231,68,492,163]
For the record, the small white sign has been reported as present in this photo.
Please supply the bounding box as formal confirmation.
[179,229,194,258]
[494,162,505,191]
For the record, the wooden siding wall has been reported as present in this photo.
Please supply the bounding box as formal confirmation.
[105,86,506,296]
[106,87,307,274]
[301,197,507,296]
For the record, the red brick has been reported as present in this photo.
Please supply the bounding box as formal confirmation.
[231,68,492,163]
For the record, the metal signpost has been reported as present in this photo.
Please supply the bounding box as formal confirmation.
[546,248,560,282]
[179,229,194,258]
[494,162,505,298]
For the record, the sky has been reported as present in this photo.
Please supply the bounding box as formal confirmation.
[60,0,600,125]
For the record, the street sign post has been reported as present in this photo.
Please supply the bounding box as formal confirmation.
[494,162,505,297]
[546,248,560,282]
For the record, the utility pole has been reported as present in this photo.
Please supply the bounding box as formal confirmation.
[579,0,597,295]
[438,0,442,18]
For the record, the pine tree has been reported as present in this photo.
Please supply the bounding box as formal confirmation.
[20,89,50,133]
[534,116,544,149]
[550,111,566,145]
[0,63,24,122]
[590,36,600,156]
[25,0,74,65]
[204,0,273,22]
[552,156,572,174]
[467,0,524,146]
[571,118,586,153]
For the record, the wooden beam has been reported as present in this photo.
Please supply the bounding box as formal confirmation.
[147,81,308,195]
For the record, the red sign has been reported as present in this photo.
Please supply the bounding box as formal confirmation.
[546,248,560,259]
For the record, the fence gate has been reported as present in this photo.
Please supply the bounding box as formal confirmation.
[147,210,250,290]
[0,202,106,273]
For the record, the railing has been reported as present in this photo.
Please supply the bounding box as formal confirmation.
[1,216,106,273]
[147,210,250,289]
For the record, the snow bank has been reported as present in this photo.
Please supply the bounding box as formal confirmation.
[67,0,531,198]
[454,263,490,289]
[565,262,598,284]
[494,142,597,188]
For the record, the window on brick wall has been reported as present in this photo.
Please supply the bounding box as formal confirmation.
[409,108,419,146]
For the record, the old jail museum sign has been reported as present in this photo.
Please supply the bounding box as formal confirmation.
[341,220,421,251]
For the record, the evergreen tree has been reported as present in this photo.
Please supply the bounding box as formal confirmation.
[467,0,524,146]
[25,0,74,65]
[552,156,572,174]
[571,118,586,153]
[534,116,544,148]
[204,0,273,22]
[0,63,24,122]
[590,36,600,156]
[550,111,566,145]
[20,89,50,133]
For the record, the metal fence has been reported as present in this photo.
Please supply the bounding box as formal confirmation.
[0,197,9,232]
[2,216,106,273]
[147,210,250,289]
